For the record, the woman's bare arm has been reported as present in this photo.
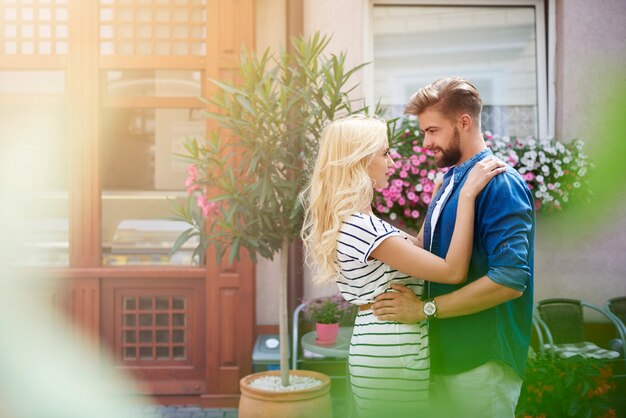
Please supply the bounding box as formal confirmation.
[370,158,505,284]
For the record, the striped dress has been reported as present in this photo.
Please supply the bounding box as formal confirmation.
[337,213,430,417]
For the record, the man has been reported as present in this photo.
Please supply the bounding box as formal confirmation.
[372,77,535,417]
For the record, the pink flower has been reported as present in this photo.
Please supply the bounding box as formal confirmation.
[423,183,434,193]
[185,164,201,194]
[399,171,408,178]
[419,154,427,162]
[392,179,403,188]
[398,198,406,206]
[523,172,535,181]
[421,193,431,205]
[196,194,219,218]
[407,192,416,201]
[420,169,427,177]
[404,208,411,217]
[187,164,198,179]
[411,210,420,219]
[547,183,555,190]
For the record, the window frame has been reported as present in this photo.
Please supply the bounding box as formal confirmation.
[365,0,556,139]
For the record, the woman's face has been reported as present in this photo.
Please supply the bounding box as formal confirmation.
[367,142,395,189]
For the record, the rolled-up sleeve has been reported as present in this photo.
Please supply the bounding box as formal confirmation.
[477,169,534,292]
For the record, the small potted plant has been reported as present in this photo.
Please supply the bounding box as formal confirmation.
[304,294,352,345]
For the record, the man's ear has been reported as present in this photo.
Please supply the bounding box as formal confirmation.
[458,113,473,131]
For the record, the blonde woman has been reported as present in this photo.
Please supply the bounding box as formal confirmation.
[301,114,505,416]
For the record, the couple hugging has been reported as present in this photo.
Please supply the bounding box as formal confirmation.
[302,77,535,418]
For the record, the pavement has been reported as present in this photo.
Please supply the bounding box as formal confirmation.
[133,406,237,418]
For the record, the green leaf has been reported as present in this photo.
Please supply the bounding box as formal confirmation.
[171,228,194,254]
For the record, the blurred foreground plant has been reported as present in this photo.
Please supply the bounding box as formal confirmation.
[515,354,616,418]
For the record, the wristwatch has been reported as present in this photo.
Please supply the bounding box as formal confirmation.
[423,299,438,320]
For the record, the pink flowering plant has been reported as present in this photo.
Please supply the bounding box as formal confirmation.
[304,294,354,324]
[374,117,593,231]
[373,116,446,231]
[170,162,220,265]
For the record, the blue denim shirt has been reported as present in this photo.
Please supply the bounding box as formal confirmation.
[424,148,535,378]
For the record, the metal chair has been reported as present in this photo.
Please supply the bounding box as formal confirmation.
[605,296,626,360]
[291,302,307,370]
[534,298,623,365]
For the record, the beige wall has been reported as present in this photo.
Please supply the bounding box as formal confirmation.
[254,0,286,325]
[537,0,626,319]
[255,0,369,325]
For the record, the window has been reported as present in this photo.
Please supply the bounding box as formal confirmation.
[369,0,553,139]
[99,0,208,267]
[0,71,69,266]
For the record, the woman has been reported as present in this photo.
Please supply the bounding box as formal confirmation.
[301,114,505,416]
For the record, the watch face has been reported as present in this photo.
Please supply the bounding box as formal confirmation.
[424,301,436,316]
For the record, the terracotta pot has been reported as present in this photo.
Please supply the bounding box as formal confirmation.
[238,370,332,418]
[315,322,339,345]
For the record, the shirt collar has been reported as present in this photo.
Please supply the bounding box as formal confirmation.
[451,148,493,184]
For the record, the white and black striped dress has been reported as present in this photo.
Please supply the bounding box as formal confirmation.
[337,212,430,417]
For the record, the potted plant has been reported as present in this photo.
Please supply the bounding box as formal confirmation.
[173,33,373,417]
[304,294,352,345]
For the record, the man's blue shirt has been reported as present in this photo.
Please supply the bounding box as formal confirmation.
[424,148,535,378]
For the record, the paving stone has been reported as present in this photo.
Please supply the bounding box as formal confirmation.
[203,411,225,418]
[223,410,238,418]
[167,412,193,418]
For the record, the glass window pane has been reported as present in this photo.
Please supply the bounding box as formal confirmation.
[106,70,201,97]
[101,108,205,266]
[0,104,69,267]
[0,71,65,94]
[373,5,538,137]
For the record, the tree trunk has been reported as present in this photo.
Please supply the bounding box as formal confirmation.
[279,237,290,386]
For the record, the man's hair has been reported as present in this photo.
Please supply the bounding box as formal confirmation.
[405,77,483,125]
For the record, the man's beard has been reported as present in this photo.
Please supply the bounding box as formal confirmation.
[433,127,462,168]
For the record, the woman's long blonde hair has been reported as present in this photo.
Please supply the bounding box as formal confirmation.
[301,114,388,284]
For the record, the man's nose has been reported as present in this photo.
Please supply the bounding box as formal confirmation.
[422,134,432,149]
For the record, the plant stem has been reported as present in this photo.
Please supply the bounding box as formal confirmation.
[279,237,290,386]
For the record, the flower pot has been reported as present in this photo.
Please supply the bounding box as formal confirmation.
[315,322,339,345]
[238,370,332,418]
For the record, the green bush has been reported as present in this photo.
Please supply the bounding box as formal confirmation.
[516,354,616,418]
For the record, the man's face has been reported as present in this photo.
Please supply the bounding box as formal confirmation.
[417,108,462,168]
